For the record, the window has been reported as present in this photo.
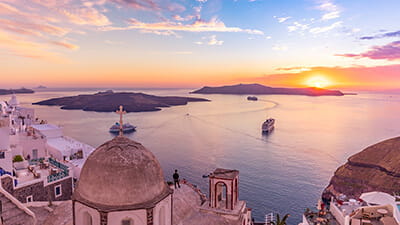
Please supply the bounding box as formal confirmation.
[159,206,165,225]
[0,151,5,159]
[54,185,62,197]
[83,212,92,225]
[121,219,132,225]
[26,195,33,203]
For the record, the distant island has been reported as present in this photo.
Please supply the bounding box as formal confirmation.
[33,91,210,112]
[0,88,34,95]
[191,83,345,96]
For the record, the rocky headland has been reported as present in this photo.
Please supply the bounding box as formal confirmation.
[324,136,400,198]
[0,88,34,95]
[191,83,345,96]
[33,91,209,112]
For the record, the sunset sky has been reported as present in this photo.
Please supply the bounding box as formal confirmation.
[1,0,400,90]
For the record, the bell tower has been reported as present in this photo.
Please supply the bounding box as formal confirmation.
[209,168,239,210]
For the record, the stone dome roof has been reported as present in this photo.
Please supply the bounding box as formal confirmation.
[73,136,172,211]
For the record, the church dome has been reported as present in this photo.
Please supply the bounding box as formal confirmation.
[73,136,171,211]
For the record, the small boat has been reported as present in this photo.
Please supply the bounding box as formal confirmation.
[247,96,258,101]
[262,118,275,133]
[109,122,136,134]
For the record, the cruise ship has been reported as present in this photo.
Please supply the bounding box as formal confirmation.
[262,118,275,133]
[109,122,136,134]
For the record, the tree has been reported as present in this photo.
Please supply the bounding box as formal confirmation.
[271,213,290,225]
[12,155,24,163]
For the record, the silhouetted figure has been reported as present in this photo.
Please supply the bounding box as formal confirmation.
[173,169,180,189]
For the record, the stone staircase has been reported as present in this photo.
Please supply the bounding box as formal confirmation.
[0,186,36,225]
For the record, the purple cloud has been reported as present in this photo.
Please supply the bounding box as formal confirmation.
[109,0,160,11]
[360,30,400,40]
[336,41,400,60]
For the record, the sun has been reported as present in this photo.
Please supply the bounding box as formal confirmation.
[306,76,331,88]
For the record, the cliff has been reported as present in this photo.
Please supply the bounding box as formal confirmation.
[191,83,344,96]
[33,91,209,112]
[324,137,400,198]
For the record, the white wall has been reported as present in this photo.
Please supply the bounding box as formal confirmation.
[0,150,13,172]
[108,209,147,225]
[74,202,101,225]
[18,135,47,159]
[154,195,172,225]
[47,145,63,161]
[0,118,10,150]
[330,202,346,225]
[0,117,12,172]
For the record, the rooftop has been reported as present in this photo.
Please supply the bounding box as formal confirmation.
[46,136,94,159]
[30,124,60,131]
[210,168,239,180]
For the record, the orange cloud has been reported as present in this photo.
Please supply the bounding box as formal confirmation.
[58,7,111,26]
[0,30,65,61]
[103,17,264,35]
[242,65,400,90]
[50,40,79,50]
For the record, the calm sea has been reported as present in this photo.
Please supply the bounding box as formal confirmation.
[7,88,400,224]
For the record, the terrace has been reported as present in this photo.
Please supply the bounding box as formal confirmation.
[303,208,339,225]
[14,158,70,187]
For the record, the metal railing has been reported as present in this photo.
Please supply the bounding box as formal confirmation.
[48,158,68,171]
[47,170,69,183]
[46,158,70,183]
[28,158,45,165]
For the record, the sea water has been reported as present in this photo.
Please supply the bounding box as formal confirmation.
[8,88,400,224]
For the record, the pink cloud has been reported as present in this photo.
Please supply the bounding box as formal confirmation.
[0,2,21,14]
[167,2,186,12]
[0,18,68,37]
[336,41,400,61]
[110,0,159,10]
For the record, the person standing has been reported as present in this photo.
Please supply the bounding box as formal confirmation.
[173,169,180,189]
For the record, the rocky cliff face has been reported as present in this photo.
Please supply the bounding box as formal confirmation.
[324,136,400,198]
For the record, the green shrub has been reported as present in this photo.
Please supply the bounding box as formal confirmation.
[13,155,24,163]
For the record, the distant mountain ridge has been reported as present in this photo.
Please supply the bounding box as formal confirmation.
[191,83,344,96]
[0,88,34,95]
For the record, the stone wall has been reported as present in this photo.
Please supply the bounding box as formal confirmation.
[1,176,73,203]
[0,190,36,225]
[1,176,13,194]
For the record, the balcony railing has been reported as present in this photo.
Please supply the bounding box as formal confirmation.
[48,158,68,171]
[47,170,69,183]
[47,158,70,183]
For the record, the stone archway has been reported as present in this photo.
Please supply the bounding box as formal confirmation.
[215,181,228,209]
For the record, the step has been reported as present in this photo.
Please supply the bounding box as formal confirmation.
[2,201,19,211]
[4,213,33,225]
[2,206,27,219]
